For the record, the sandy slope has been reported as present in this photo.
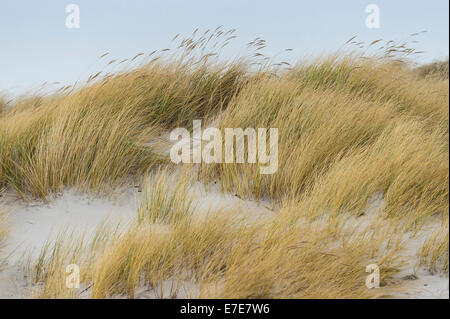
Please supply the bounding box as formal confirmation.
[0,181,273,298]
[0,182,447,299]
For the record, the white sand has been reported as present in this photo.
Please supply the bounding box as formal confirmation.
[2,189,139,264]
[0,180,273,298]
[0,185,447,299]
[360,194,448,299]
[392,222,449,299]
[0,188,139,298]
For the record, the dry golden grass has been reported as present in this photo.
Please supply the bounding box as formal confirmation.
[137,168,193,224]
[0,96,6,115]
[0,205,8,273]
[26,170,404,299]
[416,59,449,80]
[419,215,449,275]
[201,54,449,229]
[0,31,448,298]
[0,28,248,200]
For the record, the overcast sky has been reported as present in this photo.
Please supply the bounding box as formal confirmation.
[1,0,448,96]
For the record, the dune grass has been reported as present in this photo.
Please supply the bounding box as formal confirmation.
[27,169,404,299]
[200,54,449,228]
[0,30,448,298]
[137,168,193,224]
[419,215,449,275]
[0,28,248,200]
[416,59,449,80]
[0,205,8,273]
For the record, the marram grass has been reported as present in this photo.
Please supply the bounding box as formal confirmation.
[0,30,448,298]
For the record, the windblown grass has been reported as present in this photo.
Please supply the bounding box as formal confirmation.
[1,30,448,298]
[28,170,403,299]
[0,96,6,115]
[137,168,193,224]
[201,54,449,228]
[419,215,449,275]
[0,28,249,200]
[27,220,125,298]
[416,59,449,80]
[0,205,8,272]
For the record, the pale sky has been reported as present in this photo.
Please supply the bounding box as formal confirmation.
[1,0,448,96]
